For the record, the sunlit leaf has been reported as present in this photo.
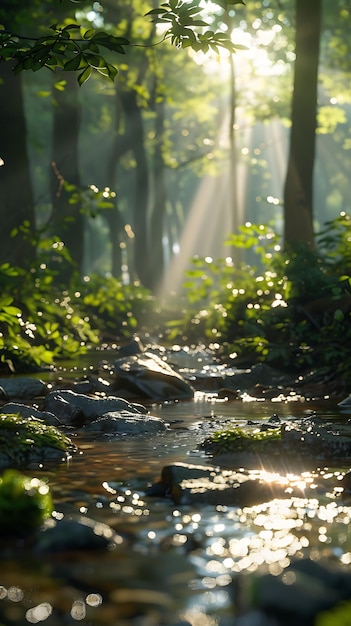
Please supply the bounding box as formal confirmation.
[77,64,92,86]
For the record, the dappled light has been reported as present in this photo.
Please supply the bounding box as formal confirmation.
[1,2,351,625]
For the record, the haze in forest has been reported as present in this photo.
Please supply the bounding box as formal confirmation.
[0,1,350,294]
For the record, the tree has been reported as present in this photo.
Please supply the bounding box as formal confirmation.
[0,64,36,267]
[0,0,243,284]
[0,2,37,268]
[283,0,322,249]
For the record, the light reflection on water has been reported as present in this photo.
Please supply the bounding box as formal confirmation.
[1,396,351,625]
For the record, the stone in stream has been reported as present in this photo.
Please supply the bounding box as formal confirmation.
[149,462,291,507]
[44,388,167,434]
[0,413,76,469]
[82,410,167,436]
[36,514,124,552]
[1,402,61,426]
[0,377,46,400]
[113,352,195,401]
[44,389,146,426]
[233,558,351,626]
[201,416,351,471]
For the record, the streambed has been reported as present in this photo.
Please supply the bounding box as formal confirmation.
[1,391,351,626]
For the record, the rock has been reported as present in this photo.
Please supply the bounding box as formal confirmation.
[234,558,351,626]
[44,389,143,425]
[1,402,61,426]
[338,394,351,408]
[83,410,167,436]
[222,363,292,392]
[36,514,124,552]
[201,417,351,471]
[149,462,288,507]
[160,462,218,490]
[116,337,144,357]
[44,391,85,426]
[0,377,46,400]
[113,352,195,401]
[0,413,76,469]
[53,375,112,395]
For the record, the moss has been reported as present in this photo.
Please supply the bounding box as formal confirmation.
[203,426,282,454]
[0,413,74,462]
[0,469,53,532]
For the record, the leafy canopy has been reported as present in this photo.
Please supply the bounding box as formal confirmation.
[0,0,246,84]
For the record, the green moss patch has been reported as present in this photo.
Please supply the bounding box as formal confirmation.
[0,413,75,465]
[203,426,282,455]
[0,469,53,532]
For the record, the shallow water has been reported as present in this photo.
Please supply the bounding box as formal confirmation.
[1,391,351,625]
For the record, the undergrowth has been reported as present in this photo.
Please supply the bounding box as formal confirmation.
[1,212,351,383]
[167,212,351,382]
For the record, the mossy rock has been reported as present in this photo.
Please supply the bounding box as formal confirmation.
[201,420,351,471]
[0,413,76,468]
[0,469,53,533]
[202,426,282,455]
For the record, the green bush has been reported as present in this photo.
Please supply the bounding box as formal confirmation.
[0,469,53,532]
[168,214,351,379]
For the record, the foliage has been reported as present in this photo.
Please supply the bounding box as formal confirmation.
[316,601,351,626]
[146,0,246,54]
[0,468,53,532]
[0,0,246,84]
[0,236,155,371]
[167,214,351,381]
[0,258,98,371]
[0,22,126,84]
[78,273,156,337]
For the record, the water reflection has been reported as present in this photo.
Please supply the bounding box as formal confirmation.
[1,398,351,624]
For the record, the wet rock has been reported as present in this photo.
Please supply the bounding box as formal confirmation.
[160,462,217,490]
[338,394,351,414]
[0,414,76,469]
[201,417,351,471]
[44,389,142,425]
[36,514,124,552]
[53,375,112,395]
[117,337,144,357]
[1,402,61,426]
[222,363,293,392]
[234,558,351,626]
[83,410,167,436]
[113,352,195,401]
[44,391,85,426]
[150,462,287,507]
[0,377,46,400]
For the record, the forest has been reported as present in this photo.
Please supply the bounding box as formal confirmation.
[0,0,351,388]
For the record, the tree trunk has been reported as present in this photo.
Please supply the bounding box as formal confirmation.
[0,62,36,267]
[119,89,150,287]
[149,96,167,291]
[50,72,84,276]
[283,0,322,248]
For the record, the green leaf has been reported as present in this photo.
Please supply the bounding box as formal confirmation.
[64,53,83,71]
[77,65,92,86]
[83,29,96,40]
[334,308,344,322]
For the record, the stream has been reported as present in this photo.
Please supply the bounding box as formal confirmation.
[1,366,351,625]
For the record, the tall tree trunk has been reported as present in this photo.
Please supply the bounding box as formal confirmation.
[50,72,84,277]
[120,89,150,287]
[228,49,241,264]
[0,62,36,267]
[106,91,127,279]
[149,96,167,291]
[283,0,322,248]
